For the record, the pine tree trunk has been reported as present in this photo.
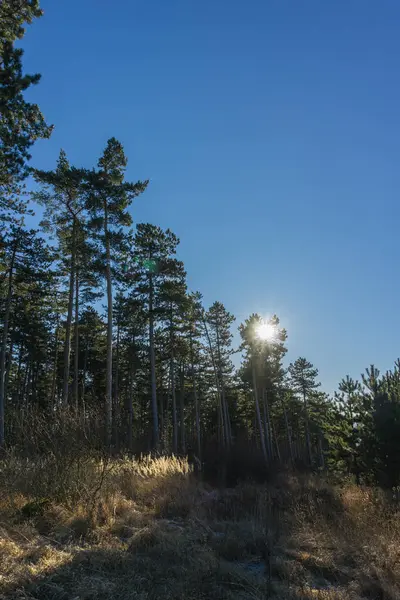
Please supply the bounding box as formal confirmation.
[128,351,134,452]
[149,274,158,448]
[164,368,171,452]
[265,390,274,459]
[202,315,225,447]
[262,389,270,460]
[318,432,325,470]
[25,359,33,408]
[50,321,59,408]
[303,390,313,466]
[179,364,186,454]
[190,334,201,462]
[271,416,281,463]
[113,314,120,448]
[104,204,113,447]
[81,341,88,428]
[171,356,177,454]
[252,361,267,463]
[216,324,231,446]
[15,342,24,406]
[0,236,18,447]
[282,396,294,466]
[62,218,77,406]
[158,367,164,449]
[74,269,79,412]
[4,335,14,408]
[20,361,29,407]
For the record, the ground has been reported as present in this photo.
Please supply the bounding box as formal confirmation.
[0,455,399,599]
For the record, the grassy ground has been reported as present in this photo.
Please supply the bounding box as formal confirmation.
[0,454,399,599]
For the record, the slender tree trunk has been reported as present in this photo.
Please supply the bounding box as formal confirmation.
[252,360,267,463]
[104,204,113,447]
[216,324,231,446]
[20,361,29,406]
[128,346,134,452]
[0,236,18,447]
[50,320,59,409]
[14,342,23,406]
[190,334,201,462]
[31,362,40,405]
[303,390,313,465]
[202,314,225,447]
[74,269,79,412]
[265,389,274,459]
[169,307,178,454]
[271,416,281,463]
[282,396,294,466]
[164,367,171,452]
[171,355,177,454]
[149,274,158,448]
[262,389,270,460]
[159,369,164,449]
[81,341,88,428]
[25,359,33,407]
[179,363,186,454]
[318,432,325,470]
[62,218,77,406]
[4,335,14,407]
[113,313,120,447]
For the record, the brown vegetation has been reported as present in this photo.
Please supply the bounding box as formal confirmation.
[0,453,400,600]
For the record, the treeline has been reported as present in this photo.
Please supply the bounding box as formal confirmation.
[1,1,400,489]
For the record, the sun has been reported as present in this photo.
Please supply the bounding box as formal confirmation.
[255,321,275,341]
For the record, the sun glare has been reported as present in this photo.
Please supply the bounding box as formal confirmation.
[255,321,275,341]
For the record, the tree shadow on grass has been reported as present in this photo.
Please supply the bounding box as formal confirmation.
[3,475,399,600]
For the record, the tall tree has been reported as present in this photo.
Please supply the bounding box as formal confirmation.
[0,0,52,219]
[334,375,363,480]
[131,224,181,450]
[239,314,287,463]
[86,139,148,445]
[34,150,87,406]
[159,272,187,453]
[288,357,320,465]
[0,226,53,446]
[206,302,235,448]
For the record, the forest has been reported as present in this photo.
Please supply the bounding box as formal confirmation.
[1,0,400,490]
[1,4,400,600]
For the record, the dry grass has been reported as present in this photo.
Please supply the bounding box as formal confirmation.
[0,454,400,600]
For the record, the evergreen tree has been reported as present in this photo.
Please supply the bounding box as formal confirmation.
[205,302,236,448]
[131,224,181,449]
[34,150,88,406]
[85,138,148,445]
[239,314,287,463]
[288,357,320,465]
[0,0,52,218]
[334,376,363,480]
[0,226,54,445]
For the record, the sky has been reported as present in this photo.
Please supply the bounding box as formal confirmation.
[21,0,400,392]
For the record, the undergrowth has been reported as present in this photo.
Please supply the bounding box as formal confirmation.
[0,452,399,599]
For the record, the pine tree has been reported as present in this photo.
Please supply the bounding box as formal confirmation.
[131,224,181,449]
[0,0,52,218]
[85,138,148,446]
[239,314,287,463]
[34,150,88,406]
[206,302,236,448]
[186,292,204,462]
[288,357,321,466]
[334,376,363,480]
[0,226,54,445]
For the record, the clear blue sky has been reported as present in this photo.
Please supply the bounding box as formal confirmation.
[22,0,400,392]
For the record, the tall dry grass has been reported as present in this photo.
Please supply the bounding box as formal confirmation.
[0,450,400,600]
